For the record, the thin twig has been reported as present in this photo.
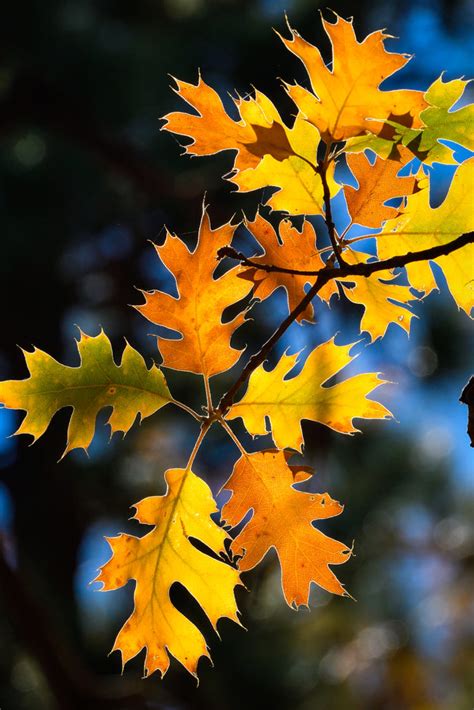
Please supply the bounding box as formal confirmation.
[218,232,473,279]
[218,418,248,456]
[217,271,327,415]
[317,146,347,266]
[173,399,202,421]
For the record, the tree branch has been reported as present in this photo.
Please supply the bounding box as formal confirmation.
[218,232,473,279]
[317,158,347,266]
[216,231,473,415]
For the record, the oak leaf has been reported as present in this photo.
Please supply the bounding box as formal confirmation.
[135,210,253,378]
[280,13,426,142]
[230,114,339,215]
[338,248,418,341]
[162,76,293,172]
[0,330,172,457]
[222,450,351,606]
[376,156,474,316]
[343,150,418,229]
[239,213,337,321]
[226,337,391,451]
[95,467,241,679]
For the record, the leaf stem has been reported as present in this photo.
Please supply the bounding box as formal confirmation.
[173,399,202,421]
[186,420,212,471]
[218,418,247,456]
[317,144,347,266]
[203,375,213,413]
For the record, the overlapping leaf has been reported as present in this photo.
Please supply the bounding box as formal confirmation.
[239,214,337,321]
[392,75,474,164]
[238,214,417,342]
[345,75,474,163]
[376,157,474,316]
[161,75,339,216]
[96,467,241,678]
[0,330,172,457]
[222,450,351,606]
[226,337,391,451]
[280,14,426,143]
[135,210,252,378]
[162,77,293,171]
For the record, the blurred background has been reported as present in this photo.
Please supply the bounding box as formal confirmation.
[0,0,473,708]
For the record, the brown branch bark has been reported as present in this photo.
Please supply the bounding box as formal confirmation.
[317,158,347,266]
[216,231,473,415]
[218,232,473,279]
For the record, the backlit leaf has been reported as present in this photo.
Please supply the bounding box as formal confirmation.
[0,330,172,457]
[226,337,391,451]
[280,13,426,142]
[376,157,474,315]
[135,209,253,378]
[338,248,418,341]
[96,467,241,678]
[222,450,351,606]
[239,213,337,321]
[343,150,419,229]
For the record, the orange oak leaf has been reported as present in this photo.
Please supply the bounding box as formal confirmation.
[162,76,293,172]
[95,467,241,679]
[135,210,253,378]
[226,337,391,451]
[343,150,419,229]
[279,13,427,142]
[222,450,351,606]
[239,213,337,321]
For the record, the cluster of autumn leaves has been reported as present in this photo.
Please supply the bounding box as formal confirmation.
[0,13,472,680]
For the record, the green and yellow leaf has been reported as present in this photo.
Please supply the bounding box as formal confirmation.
[0,330,172,457]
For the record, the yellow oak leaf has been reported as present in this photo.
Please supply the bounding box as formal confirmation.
[96,467,241,678]
[222,450,351,606]
[135,210,253,378]
[338,248,418,341]
[344,150,419,229]
[226,337,391,451]
[279,13,427,142]
[230,115,339,215]
[239,213,338,321]
[376,157,474,316]
[0,330,172,458]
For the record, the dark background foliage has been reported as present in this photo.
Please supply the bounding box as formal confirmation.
[0,1,473,708]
